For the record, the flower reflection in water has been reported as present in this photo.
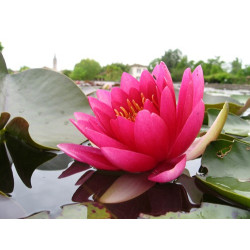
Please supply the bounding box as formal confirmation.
[59,161,203,219]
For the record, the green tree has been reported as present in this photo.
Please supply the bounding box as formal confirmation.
[19,66,30,72]
[231,57,242,75]
[148,58,161,72]
[70,59,101,80]
[61,69,72,78]
[100,64,123,81]
[160,49,182,72]
[193,57,225,76]
[171,56,193,81]
[111,63,130,73]
[243,65,250,76]
[0,42,4,52]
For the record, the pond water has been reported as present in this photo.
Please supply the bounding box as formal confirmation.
[1,87,250,219]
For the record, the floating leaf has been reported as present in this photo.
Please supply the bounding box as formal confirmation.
[207,109,250,136]
[25,202,111,219]
[24,211,50,219]
[197,139,250,207]
[203,92,241,105]
[140,202,250,219]
[83,202,112,219]
[0,52,91,149]
[56,203,88,219]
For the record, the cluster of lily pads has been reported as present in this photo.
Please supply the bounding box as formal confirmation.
[0,52,249,219]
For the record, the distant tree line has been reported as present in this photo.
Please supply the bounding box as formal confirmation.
[1,40,249,84]
[63,49,250,84]
[148,49,250,84]
[62,60,130,82]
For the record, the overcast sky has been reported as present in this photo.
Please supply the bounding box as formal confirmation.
[1,0,250,71]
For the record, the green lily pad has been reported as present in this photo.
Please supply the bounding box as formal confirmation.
[24,202,111,219]
[203,92,242,105]
[207,109,250,136]
[197,139,250,207]
[140,202,250,219]
[0,52,91,149]
[56,203,88,219]
[205,103,243,116]
[83,202,112,219]
[24,211,50,219]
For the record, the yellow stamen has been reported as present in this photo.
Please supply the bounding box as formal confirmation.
[141,93,146,105]
[120,106,129,118]
[114,109,120,116]
[132,100,142,112]
[152,94,159,108]
[127,99,136,115]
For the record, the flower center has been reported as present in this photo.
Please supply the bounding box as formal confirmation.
[114,93,159,122]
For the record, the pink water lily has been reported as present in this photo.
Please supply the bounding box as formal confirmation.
[58,62,205,183]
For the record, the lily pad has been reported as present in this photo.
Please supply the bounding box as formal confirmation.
[197,139,250,207]
[83,202,112,219]
[0,52,91,149]
[24,202,111,219]
[203,92,242,105]
[56,203,88,219]
[207,109,250,136]
[140,202,250,219]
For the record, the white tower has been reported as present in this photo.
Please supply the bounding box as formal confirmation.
[53,54,57,71]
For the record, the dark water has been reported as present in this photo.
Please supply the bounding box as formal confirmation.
[0,153,204,219]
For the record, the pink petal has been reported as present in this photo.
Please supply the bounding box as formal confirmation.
[88,96,116,120]
[143,99,159,115]
[160,86,176,145]
[128,88,143,107]
[169,100,205,158]
[70,118,93,134]
[139,70,157,100]
[134,110,168,161]
[72,113,106,134]
[156,62,174,98]
[101,147,157,172]
[82,127,128,149]
[148,155,187,183]
[176,68,194,133]
[110,116,135,150]
[96,89,112,107]
[99,173,155,203]
[88,116,106,133]
[111,87,129,111]
[74,112,94,121]
[192,65,204,108]
[57,143,118,171]
[93,107,115,136]
[152,64,160,79]
[120,72,139,94]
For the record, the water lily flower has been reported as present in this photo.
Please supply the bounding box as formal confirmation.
[58,62,205,183]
